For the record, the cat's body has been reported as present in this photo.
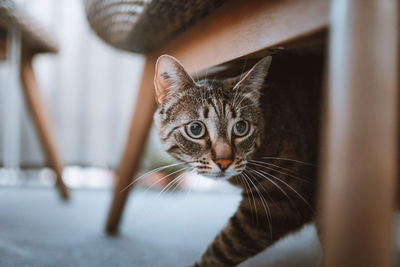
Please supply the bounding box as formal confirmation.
[154,52,323,266]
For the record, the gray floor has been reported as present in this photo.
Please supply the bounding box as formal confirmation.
[0,187,322,267]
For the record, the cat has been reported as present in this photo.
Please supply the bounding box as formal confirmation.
[153,51,323,266]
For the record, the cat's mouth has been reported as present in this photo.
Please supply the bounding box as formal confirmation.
[196,169,239,180]
[192,160,247,180]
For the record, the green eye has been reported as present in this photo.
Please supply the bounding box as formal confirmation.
[186,121,206,139]
[234,120,249,137]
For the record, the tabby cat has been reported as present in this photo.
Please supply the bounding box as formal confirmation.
[153,51,322,266]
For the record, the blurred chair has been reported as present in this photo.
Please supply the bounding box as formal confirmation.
[85,1,398,266]
[0,0,69,199]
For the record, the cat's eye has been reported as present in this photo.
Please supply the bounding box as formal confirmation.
[234,120,249,137]
[185,121,206,139]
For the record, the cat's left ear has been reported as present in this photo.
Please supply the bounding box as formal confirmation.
[154,55,195,105]
[233,56,272,95]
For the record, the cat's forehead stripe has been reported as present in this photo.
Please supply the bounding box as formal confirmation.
[207,98,221,118]
[164,95,200,121]
[203,107,209,119]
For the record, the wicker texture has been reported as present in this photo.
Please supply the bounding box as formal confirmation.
[85,0,227,53]
[0,0,58,53]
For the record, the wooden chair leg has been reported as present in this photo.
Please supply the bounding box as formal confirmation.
[319,1,398,266]
[105,55,157,234]
[20,54,69,200]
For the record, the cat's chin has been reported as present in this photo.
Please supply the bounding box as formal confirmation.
[197,171,237,181]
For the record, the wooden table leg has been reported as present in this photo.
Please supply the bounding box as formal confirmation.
[320,1,398,266]
[105,55,157,234]
[20,54,69,200]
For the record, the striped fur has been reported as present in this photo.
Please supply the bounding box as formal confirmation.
[154,53,323,266]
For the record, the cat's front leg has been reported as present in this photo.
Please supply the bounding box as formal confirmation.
[192,210,265,267]
[193,199,312,267]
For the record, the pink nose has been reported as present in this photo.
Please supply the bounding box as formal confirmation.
[215,159,233,171]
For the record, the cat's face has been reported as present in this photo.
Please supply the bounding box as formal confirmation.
[154,55,271,180]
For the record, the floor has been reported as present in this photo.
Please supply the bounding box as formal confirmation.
[0,187,323,267]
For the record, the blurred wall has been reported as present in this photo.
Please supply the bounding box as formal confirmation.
[0,0,145,168]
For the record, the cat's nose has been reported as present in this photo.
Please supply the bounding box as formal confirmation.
[215,159,233,171]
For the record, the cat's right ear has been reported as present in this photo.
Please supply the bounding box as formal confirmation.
[154,55,195,105]
[233,56,272,96]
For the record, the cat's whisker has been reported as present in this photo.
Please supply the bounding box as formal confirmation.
[121,161,191,192]
[232,88,240,110]
[238,103,258,111]
[238,173,257,222]
[246,169,303,219]
[232,61,247,107]
[239,58,248,80]
[232,90,243,108]
[141,171,190,218]
[242,172,271,202]
[233,58,248,107]
[234,91,255,110]
[245,169,296,210]
[261,156,317,167]
[249,159,299,176]
[171,172,189,194]
[156,171,189,200]
[248,168,314,211]
[245,174,272,237]
[210,75,217,88]
[242,172,273,238]
[232,81,245,108]
[141,166,190,195]
[247,161,309,183]
[249,160,295,175]
[232,58,252,110]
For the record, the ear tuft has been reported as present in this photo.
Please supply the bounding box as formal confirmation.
[154,55,195,105]
[234,56,272,94]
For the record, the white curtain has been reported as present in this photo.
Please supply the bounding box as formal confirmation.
[0,0,145,169]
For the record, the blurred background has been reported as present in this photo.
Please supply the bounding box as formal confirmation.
[1,0,143,188]
[0,0,228,192]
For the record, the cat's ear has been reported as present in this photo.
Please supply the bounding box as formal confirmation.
[233,56,272,95]
[154,55,195,105]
